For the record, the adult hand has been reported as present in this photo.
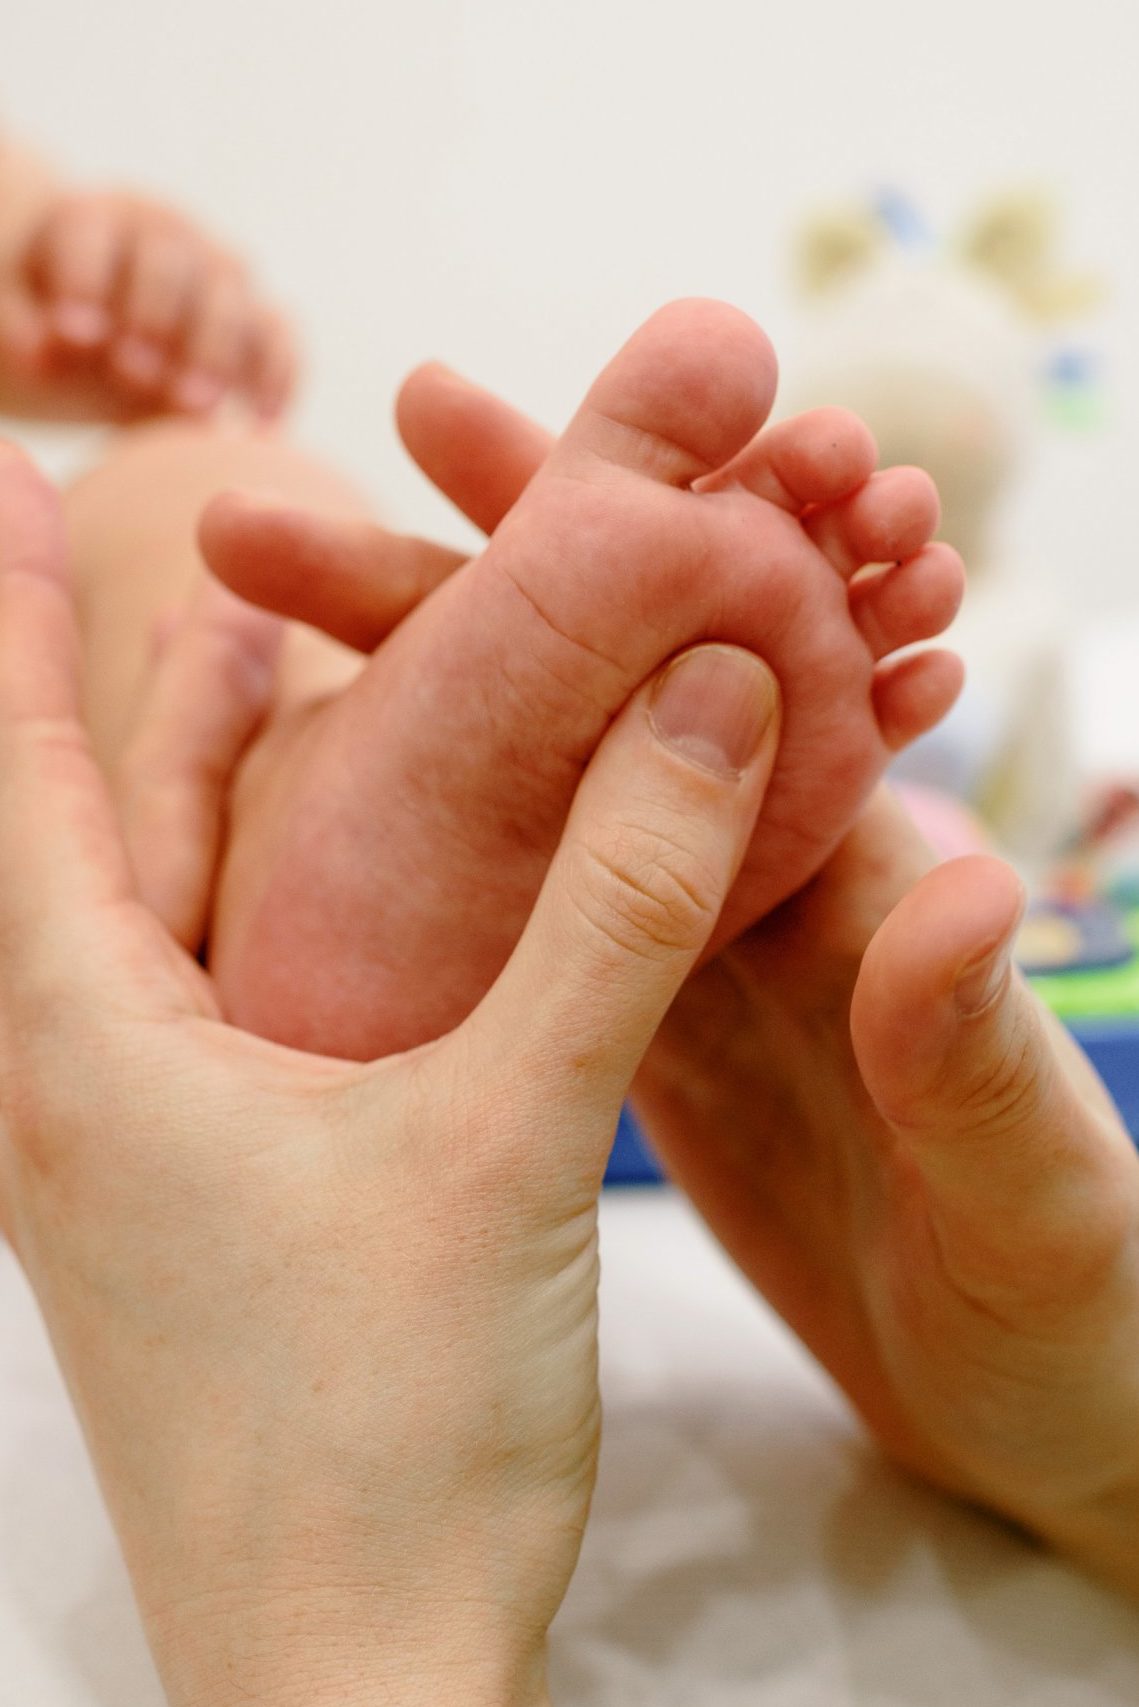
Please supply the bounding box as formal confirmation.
[0,444,780,1705]
[207,370,1139,1601]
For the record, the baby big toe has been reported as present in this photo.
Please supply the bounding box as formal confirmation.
[553,298,778,488]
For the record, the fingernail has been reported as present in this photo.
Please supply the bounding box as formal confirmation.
[954,905,1025,1016]
[53,299,110,346]
[650,644,778,779]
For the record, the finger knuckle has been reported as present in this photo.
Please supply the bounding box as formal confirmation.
[941,1024,1042,1135]
[575,822,720,961]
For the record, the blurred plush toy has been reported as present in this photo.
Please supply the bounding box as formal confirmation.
[785,189,1103,868]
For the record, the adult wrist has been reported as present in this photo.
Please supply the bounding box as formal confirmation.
[171,1657,550,1707]
[176,1670,550,1707]
[149,1591,553,1707]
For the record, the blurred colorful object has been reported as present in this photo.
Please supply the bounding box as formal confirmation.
[786,188,1104,871]
[603,194,1117,1188]
[605,773,1139,1187]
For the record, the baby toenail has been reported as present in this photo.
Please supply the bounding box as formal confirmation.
[649,644,778,779]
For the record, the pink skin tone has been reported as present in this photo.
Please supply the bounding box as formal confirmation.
[197,332,1139,1599]
[0,143,297,423]
[199,298,965,1059]
[0,441,792,1707]
[635,794,1139,1595]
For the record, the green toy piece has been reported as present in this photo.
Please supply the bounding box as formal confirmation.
[1028,908,1139,1025]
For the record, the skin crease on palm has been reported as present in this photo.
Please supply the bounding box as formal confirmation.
[201,337,1139,1598]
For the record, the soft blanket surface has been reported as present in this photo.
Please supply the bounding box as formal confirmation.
[3,1193,1139,1705]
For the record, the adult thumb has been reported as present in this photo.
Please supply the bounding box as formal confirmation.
[850,853,1134,1281]
[466,644,780,1159]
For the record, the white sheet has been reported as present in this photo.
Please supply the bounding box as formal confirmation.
[4,1191,1139,1705]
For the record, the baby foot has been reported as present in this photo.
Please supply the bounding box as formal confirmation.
[204,299,964,1057]
[0,190,296,423]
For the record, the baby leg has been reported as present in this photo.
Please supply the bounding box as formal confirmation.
[63,420,371,767]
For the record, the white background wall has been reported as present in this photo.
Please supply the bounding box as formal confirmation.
[6,0,1139,612]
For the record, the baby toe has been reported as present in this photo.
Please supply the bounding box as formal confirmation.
[872,648,964,751]
[31,197,124,348]
[851,542,965,660]
[701,405,877,511]
[554,298,777,488]
[806,465,941,579]
[169,267,249,414]
[248,305,299,419]
[113,227,197,385]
